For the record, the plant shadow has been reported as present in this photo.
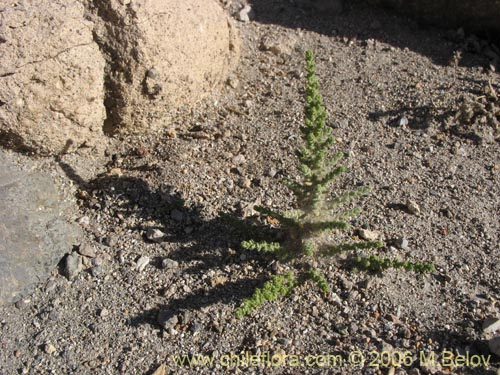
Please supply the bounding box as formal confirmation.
[57,152,281,329]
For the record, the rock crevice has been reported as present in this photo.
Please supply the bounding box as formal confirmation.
[0,0,240,154]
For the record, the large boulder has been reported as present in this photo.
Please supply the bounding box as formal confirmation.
[365,0,500,38]
[0,0,107,155]
[0,150,81,305]
[0,0,240,154]
[86,0,240,132]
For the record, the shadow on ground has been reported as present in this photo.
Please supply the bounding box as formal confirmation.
[57,151,279,327]
[248,0,497,69]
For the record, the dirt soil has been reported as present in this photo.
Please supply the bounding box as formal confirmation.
[1,1,499,374]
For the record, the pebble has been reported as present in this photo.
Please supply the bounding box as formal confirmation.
[64,252,83,280]
[146,228,165,242]
[78,243,96,258]
[266,168,277,178]
[406,200,421,215]
[165,128,177,138]
[77,216,90,226]
[157,310,178,330]
[135,256,150,272]
[231,154,246,166]
[45,279,57,293]
[161,258,179,270]
[15,299,30,309]
[44,343,56,355]
[398,116,409,127]
[483,317,500,334]
[227,76,239,89]
[238,5,252,22]
[91,264,105,277]
[238,177,251,188]
[489,336,500,356]
[99,308,109,318]
[358,228,381,241]
[394,237,409,250]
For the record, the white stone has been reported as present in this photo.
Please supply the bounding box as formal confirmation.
[135,256,150,272]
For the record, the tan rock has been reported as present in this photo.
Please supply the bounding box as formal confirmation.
[87,0,240,133]
[0,0,106,155]
[358,228,381,241]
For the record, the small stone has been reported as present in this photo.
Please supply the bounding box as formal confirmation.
[394,237,409,250]
[15,299,30,309]
[78,243,96,258]
[489,336,500,356]
[398,116,409,127]
[44,343,56,355]
[227,76,239,89]
[135,256,150,272]
[157,310,178,330]
[161,258,179,270]
[483,318,500,334]
[64,252,83,280]
[406,200,421,214]
[165,128,177,138]
[45,280,57,293]
[358,228,381,241]
[91,265,105,277]
[266,168,277,178]
[238,177,251,189]
[231,154,246,165]
[77,216,90,226]
[146,228,165,242]
[238,4,252,22]
[99,308,109,318]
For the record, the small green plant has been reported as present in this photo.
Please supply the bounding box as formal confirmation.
[235,51,434,318]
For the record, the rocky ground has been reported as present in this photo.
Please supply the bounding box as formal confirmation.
[1,1,500,374]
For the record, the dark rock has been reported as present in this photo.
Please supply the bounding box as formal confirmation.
[0,151,81,305]
[157,310,178,330]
